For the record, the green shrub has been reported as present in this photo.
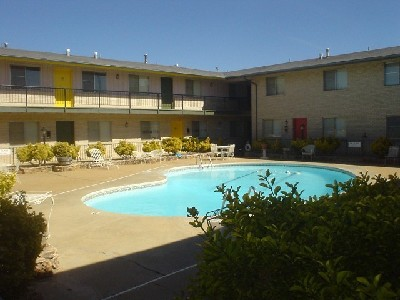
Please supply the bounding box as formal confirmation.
[142,140,161,152]
[0,171,16,197]
[182,137,200,152]
[114,140,136,158]
[161,137,182,154]
[86,141,106,157]
[0,195,46,299]
[314,137,341,154]
[187,171,400,299]
[16,143,54,166]
[290,138,313,152]
[51,142,80,159]
[371,137,392,158]
[198,137,211,153]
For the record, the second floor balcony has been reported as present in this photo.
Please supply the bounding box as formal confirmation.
[0,85,251,115]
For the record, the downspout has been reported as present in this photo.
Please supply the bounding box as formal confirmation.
[251,80,258,140]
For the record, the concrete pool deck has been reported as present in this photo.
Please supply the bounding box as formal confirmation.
[12,157,399,299]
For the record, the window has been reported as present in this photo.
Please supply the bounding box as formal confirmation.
[262,119,282,138]
[140,121,160,139]
[266,77,284,96]
[11,66,40,87]
[384,63,400,86]
[324,69,347,90]
[191,121,207,138]
[322,118,346,137]
[387,116,400,139]
[88,121,111,142]
[9,122,39,145]
[129,75,149,93]
[82,71,106,91]
[186,79,201,96]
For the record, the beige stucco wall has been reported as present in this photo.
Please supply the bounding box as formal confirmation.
[251,59,400,141]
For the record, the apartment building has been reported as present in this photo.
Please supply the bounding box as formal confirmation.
[0,48,251,150]
[228,46,400,147]
[0,45,399,154]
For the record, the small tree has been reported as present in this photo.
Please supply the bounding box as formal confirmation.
[16,143,54,166]
[51,142,80,159]
[314,136,341,155]
[114,140,136,159]
[142,140,161,152]
[161,137,182,154]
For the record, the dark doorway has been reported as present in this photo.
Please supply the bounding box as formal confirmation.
[293,118,307,140]
[56,121,75,144]
[161,77,173,108]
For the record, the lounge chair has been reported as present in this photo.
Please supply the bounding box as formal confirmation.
[301,145,315,160]
[385,146,399,164]
[89,148,119,169]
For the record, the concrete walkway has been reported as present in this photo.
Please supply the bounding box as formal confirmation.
[12,157,399,299]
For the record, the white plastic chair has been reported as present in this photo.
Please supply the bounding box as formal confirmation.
[385,146,399,164]
[89,148,118,169]
[301,145,315,160]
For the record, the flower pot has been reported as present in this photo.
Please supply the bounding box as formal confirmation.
[57,156,72,166]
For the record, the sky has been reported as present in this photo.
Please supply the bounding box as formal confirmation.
[1,0,399,72]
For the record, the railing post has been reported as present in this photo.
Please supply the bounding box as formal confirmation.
[64,88,67,113]
[129,92,132,114]
[98,90,101,109]
[181,94,184,112]
[25,87,28,112]
[157,93,160,112]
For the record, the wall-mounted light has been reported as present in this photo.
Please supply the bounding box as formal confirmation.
[116,74,119,79]
[186,128,190,134]
[284,120,288,132]
[125,122,128,128]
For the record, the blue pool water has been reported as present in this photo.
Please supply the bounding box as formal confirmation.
[84,164,354,216]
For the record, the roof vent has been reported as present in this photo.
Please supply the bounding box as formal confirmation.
[66,49,71,56]
[319,53,323,59]
[94,51,98,59]
[3,42,8,48]
[325,48,330,58]
[144,54,148,64]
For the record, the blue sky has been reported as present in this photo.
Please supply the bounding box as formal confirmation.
[1,0,399,71]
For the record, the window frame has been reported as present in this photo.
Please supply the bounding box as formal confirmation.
[87,121,111,142]
[82,71,107,92]
[387,116,400,139]
[384,62,400,86]
[322,117,346,138]
[323,69,348,91]
[266,76,284,96]
[262,119,282,138]
[9,121,39,145]
[10,65,41,87]
[140,121,160,139]
[129,74,149,93]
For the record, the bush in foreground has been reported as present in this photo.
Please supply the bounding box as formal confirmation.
[0,172,46,299]
[187,171,400,299]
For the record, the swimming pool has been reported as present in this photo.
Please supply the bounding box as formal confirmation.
[83,163,354,217]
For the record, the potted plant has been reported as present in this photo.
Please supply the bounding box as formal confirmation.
[51,142,80,165]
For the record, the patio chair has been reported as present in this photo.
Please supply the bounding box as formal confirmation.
[89,148,119,170]
[227,144,235,158]
[385,146,399,164]
[301,145,315,160]
[210,143,221,158]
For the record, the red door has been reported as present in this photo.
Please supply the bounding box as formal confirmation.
[293,118,307,140]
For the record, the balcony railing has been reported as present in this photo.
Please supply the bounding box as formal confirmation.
[0,85,250,113]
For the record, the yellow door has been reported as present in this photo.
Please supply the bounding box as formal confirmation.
[171,120,183,138]
[54,69,73,107]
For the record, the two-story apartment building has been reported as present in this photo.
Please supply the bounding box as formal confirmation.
[0,48,251,152]
[0,45,399,156]
[229,46,400,150]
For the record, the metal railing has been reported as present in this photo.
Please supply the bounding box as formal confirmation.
[0,85,249,113]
